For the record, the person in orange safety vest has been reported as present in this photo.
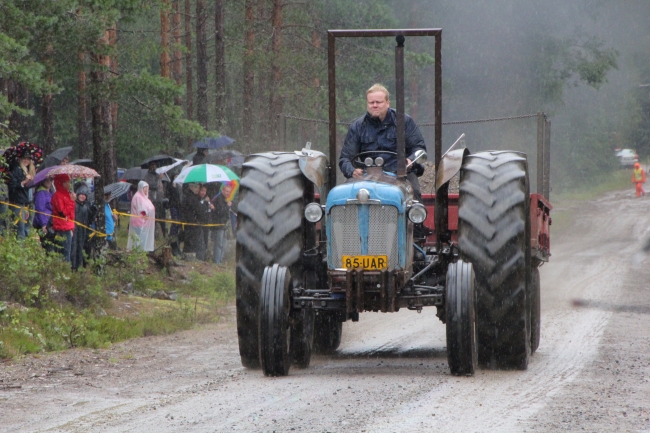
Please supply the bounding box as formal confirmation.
[632,162,646,197]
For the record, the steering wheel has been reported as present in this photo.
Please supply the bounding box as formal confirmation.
[352,150,397,168]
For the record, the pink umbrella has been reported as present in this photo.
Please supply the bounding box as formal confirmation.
[48,164,100,179]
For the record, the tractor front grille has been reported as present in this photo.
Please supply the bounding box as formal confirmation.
[330,204,399,269]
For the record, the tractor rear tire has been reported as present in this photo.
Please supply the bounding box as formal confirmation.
[313,312,343,354]
[530,267,541,353]
[446,260,478,376]
[259,265,292,376]
[236,153,306,369]
[458,151,531,370]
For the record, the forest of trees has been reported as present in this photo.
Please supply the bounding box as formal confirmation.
[1,0,648,189]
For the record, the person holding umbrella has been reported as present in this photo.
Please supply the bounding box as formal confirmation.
[8,153,35,239]
[50,174,76,262]
[211,182,235,265]
[180,183,204,259]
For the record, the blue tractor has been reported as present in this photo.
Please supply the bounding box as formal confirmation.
[235,29,552,377]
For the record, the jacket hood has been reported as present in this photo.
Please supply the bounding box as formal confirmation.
[54,174,70,191]
[75,184,89,197]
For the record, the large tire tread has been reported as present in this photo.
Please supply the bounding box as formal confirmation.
[236,153,306,369]
[458,151,531,370]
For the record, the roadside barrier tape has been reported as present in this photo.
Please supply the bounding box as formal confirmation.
[0,201,227,239]
[112,211,227,228]
[0,200,108,238]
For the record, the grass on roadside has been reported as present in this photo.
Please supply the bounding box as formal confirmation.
[548,169,630,234]
[0,224,235,360]
[551,169,630,206]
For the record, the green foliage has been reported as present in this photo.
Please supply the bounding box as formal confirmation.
[0,220,233,360]
[563,37,618,91]
[0,303,195,358]
[180,270,235,301]
[0,234,66,306]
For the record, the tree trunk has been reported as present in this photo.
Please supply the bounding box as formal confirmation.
[7,80,30,142]
[195,0,208,129]
[268,0,283,149]
[90,30,114,245]
[185,0,193,126]
[214,0,225,131]
[172,0,182,107]
[160,1,171,79]
[242,0,255,146]
[108,25,118,142]
[77,52,90,158]
[40,44,55,155]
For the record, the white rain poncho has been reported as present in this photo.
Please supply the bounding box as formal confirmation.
[127,180,156,251]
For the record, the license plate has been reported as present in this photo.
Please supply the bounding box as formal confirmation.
[341,255,388,270]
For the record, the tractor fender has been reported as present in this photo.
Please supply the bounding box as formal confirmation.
[246,150,328,194]
[435,148,470,193]
[294,149,329,196]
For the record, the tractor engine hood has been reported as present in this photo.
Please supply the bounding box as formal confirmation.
[326,180,407,213]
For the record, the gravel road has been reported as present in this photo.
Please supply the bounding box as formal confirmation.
[2,189,650,432]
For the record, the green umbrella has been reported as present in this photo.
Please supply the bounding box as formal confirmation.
[174,163,239,185]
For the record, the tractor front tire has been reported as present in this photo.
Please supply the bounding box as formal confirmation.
[236,153,306,369]
[458,151,531,370]
[259,265,292,376]
[446,260,478,376]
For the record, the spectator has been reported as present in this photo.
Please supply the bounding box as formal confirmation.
[211,183,233,265]
[71,184,96,270]
[0,176,7,235]
[127,181,156,252]
[8,154,34,239]
[104,191,117,249]
[50,174,76,262]
[143,161,166,237]
[198,185,212,261]
[192,148,208,166]
[181,183,204,259]
[167,174,183,256]
[33,178,54,251]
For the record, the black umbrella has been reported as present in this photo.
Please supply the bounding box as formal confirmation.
[140,154,174,169]
[192,136,235,149]
[119,167,170,182]
[39,146,73,171]
[103,182,132,202]
[205,149,245,168]
[68,159,97,170]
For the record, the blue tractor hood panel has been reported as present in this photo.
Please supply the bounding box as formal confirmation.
[326,180,406,212]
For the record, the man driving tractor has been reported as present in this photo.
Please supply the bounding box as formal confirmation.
[338,84,427,201]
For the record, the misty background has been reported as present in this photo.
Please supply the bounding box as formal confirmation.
[3,0,649,194]
[286,0,649,194]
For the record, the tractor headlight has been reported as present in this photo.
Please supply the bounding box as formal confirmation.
[408,203,427,224]
[304,203,324,223]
